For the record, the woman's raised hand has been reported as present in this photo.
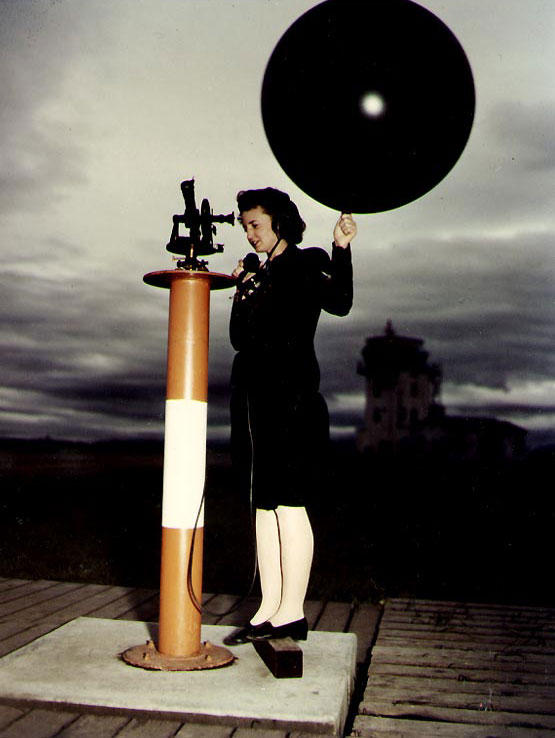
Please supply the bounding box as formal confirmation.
[333,213,357,249]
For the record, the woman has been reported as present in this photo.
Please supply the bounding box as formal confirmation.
[224,187,356,646]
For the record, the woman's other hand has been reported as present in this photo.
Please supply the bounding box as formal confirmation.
[232,259,257,284]
[232,259,245,280]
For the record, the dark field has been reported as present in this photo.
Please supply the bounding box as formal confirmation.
[1,437,554,607]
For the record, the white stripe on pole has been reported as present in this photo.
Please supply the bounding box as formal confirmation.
[162,398,207,529]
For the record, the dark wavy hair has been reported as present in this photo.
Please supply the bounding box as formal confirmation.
[237,188,306,245]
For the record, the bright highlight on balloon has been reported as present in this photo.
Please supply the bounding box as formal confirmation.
[361,91,386,117]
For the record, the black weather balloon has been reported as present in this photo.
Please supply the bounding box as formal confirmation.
[261,0,475,213]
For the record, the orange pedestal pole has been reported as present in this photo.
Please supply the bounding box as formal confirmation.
[123,269,234,671]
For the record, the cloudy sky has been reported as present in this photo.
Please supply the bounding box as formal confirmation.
[1,0,554,447]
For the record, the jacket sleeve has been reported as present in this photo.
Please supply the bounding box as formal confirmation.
[320,244,353,316]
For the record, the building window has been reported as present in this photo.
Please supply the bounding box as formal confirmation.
[373,408,382,423]
[410,381,418,398]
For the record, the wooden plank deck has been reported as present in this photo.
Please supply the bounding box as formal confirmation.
[3,579,554,736]
[352,597,555,737]
[0,577,380,737]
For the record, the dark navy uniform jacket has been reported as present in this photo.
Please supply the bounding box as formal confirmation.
[229,243,353,509]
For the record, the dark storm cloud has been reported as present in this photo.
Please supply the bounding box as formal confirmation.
[349,230,555,385]
[0,246,169,439]
[0,228,237,440]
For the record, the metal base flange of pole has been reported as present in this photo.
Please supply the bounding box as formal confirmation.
[123,269,234,671]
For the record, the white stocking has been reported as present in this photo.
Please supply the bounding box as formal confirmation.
[250,508,282,625]
[270,505,314,627]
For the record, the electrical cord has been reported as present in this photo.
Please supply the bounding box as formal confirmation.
[186,392,258,618]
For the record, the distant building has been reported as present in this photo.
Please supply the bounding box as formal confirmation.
[356,321,526,461]
[356,321,442,454]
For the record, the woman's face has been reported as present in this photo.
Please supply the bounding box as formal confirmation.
[240,206,280,255]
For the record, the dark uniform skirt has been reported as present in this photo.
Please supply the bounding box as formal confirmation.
[230,385,330,510]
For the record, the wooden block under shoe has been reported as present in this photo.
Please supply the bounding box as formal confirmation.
[253,637,303,679]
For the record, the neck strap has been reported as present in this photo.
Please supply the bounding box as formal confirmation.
[266,238,283,262]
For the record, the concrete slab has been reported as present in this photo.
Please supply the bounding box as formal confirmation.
[0,618,357,736]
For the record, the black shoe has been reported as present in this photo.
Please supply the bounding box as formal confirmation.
[223,621,272,646]
[249,617,309,642]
